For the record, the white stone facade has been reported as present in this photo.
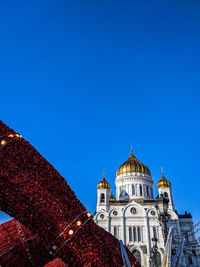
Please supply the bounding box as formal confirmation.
[94,156,200,267]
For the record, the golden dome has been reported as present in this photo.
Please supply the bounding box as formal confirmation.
[116,146,151,176]
[109,191,116,201]
[157,169,171,188]
[97,170,110,189]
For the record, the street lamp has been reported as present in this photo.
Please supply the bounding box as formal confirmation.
[150,237,158,267]
[152,237,158,250]
[156,193,169,245]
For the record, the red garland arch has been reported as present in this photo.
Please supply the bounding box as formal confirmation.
[0,219,55,266]
[0,120,140,267]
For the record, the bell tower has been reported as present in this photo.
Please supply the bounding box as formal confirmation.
[157,168,174,211]
[96,170,110,212]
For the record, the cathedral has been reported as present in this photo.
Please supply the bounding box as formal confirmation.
[94,147,200,267]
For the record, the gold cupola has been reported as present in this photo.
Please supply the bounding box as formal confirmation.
[97,170,110,189]
[157,168,171,188]
[116,146,151,176]
[109,190,116,201]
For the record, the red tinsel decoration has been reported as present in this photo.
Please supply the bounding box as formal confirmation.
[0,219,56,267]
[44,258,67,266]
[0,120,140,267]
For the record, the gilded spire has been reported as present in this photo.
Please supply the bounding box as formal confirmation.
[131,144,133,155]
[109,189,116,200]
[97,169,110,189]
[161,166,164,177]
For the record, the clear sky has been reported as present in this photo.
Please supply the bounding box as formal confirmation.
[0,0,200,224]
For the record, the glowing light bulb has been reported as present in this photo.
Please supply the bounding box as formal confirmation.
[77,220,81,226]
[69,230,74,235]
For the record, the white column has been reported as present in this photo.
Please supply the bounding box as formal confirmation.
[117,187,119,199]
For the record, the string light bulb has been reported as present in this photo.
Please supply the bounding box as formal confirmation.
[77,220,81,226]
[1,140,6,145]
[69,230,74,235]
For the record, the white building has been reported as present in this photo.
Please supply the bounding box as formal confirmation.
[94,148,200,267]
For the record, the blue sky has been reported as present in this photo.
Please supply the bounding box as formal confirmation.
[0,0,200,224]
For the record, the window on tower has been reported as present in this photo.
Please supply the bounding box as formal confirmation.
[132,185,135,195]
[139,185,142,196]
[164,192,169,199]
[151,188,153,198]
[100,193,105,203]
[147,186,149,197]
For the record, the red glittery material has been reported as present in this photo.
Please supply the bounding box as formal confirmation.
[0,219,55,267]
[44,258,67,266]
[0,120,140,267]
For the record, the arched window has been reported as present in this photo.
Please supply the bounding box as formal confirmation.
[164,192,169,199]
[147,186,149,197]
[132,185,135,195]
[133,227,136,241]
[153,226,157,238]
[119,187,121,196]
[188,255,193,265]
[100,193,105,203]
[129,227,132,241]
[137,227,141,242]
[139,185,142,196]
[114,226,117,238]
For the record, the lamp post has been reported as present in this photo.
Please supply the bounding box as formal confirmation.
[149,237,158,267]
[156,193,169,245]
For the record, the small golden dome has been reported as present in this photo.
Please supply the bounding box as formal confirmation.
[97,170,110,189]
[116,146,151,176]
[109,191,116,201]
[157,169,171,188]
